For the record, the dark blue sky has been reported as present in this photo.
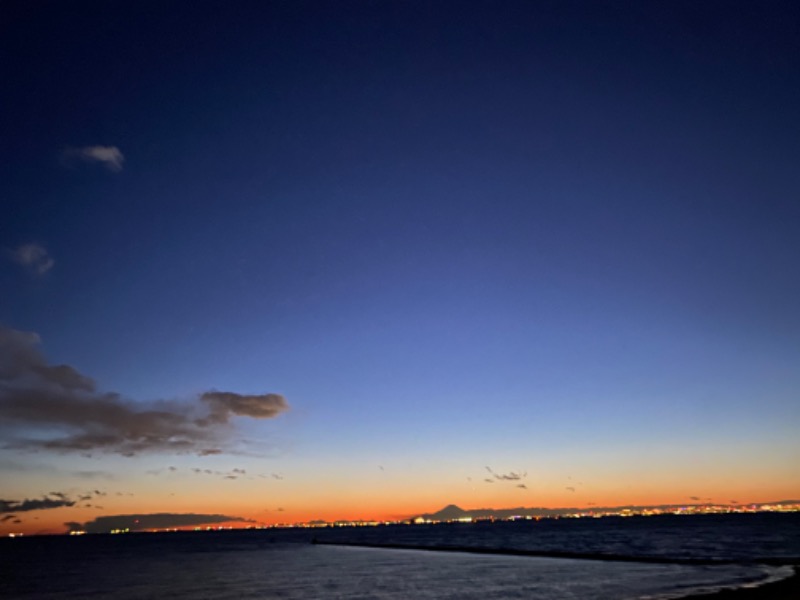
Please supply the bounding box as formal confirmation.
[2,1,799,523]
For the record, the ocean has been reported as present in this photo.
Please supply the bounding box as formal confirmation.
[2,513,798,599]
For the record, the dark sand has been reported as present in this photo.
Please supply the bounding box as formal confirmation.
[680,567,799,600]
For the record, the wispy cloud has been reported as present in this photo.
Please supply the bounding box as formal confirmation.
[64,145,125,171]
[9,243,54,275]
[77,490,106,502]
[0,326,289,456]
[486,466,527,481]
[0,493,75,513]
[191,467,250,480]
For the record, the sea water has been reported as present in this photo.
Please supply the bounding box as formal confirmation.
[2,513,798,599]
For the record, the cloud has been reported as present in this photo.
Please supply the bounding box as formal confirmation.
[484,466,527,482]
[199,448,223,456]
[199,391,289,423]
[516,484,528,489]
[0,493,75,513]
[494,471,525,481]
[1,514,17,522]
[191,467,248,479]
[76,491,104,502]
[69,512,253,533]
[65,145,125,171]
[566,486,576,492]
[9,243,54,275]
[0,326,289,456]
[486,467,526,481]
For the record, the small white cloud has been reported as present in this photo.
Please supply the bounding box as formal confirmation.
[66,145,125,171]
[11,243,54,275]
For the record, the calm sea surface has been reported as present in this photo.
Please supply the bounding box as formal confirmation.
[2,514,798,599]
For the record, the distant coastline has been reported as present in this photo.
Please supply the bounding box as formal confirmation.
[412,500,800,525]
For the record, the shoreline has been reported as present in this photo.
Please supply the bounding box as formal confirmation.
[312,539,747,565]
[679,566,800,600]
[313,540,799,599]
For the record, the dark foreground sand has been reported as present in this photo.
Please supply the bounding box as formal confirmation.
[680,566,799,600]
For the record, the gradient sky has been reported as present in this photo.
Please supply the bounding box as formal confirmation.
[1,1,799,535]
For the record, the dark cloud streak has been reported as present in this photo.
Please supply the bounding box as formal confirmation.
[0,326,289,456]
[70,512,254,533]
[0,493,75,513]
[199,391,289,424]
[485,466,527,481]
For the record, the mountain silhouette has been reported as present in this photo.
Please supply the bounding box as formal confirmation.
[426,504,471,521]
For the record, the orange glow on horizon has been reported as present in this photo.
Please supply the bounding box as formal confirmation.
[5,483,800,537]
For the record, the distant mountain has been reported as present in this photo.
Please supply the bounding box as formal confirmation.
[426,504,471,521]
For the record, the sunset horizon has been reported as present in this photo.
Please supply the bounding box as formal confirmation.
[8,492,800,538]
[2,10,798,600]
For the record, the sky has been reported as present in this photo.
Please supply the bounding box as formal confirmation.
[1,0,799,535]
